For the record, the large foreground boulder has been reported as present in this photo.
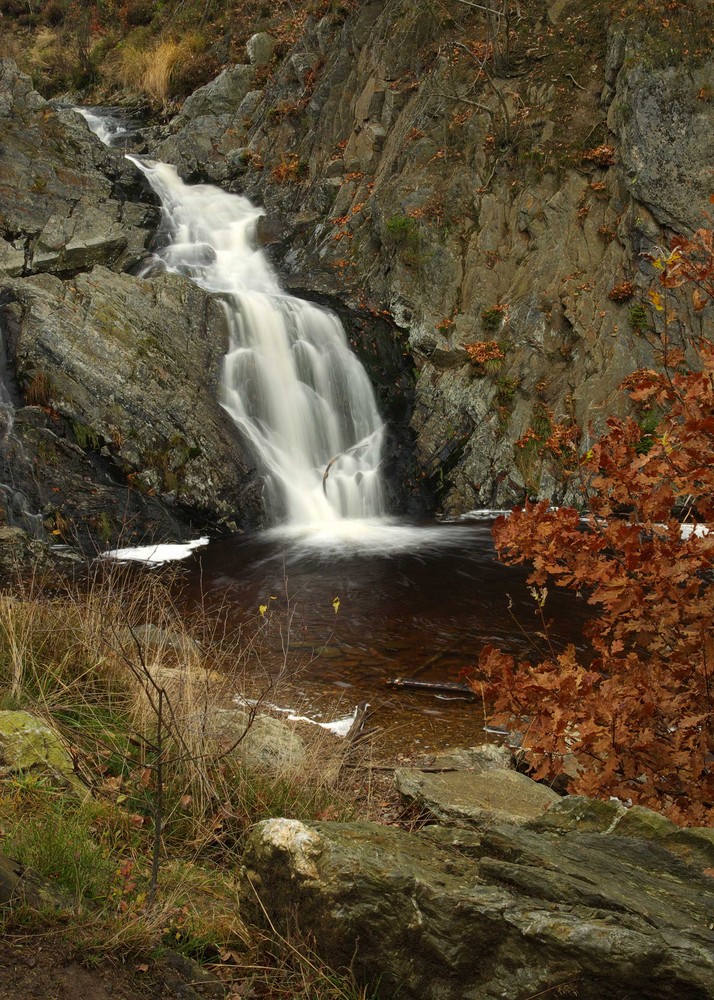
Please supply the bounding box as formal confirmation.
[243,816,714,1000]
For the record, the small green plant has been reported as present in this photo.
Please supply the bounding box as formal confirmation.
[1,793,116,904]
[629,302,649,335]
[495,376,518,405]
[72,420,101,451]
[384,214,422,266]
[484,357,503,376]
[92,510,114,544]
[481,305,506,334]
[635,408,660,454]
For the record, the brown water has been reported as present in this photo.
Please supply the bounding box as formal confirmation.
[179,517,592,756]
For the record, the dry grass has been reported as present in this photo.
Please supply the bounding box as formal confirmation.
[0,561,362,982]
[106,31,208,103]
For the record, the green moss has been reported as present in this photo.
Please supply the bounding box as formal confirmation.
[72,420,101,451]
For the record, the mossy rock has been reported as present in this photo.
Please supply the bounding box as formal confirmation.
[0,710,83,792]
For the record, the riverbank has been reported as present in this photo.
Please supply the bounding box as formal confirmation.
[1,564,712,1000]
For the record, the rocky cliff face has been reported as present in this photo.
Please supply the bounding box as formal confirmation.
[146,0,713,512]
[1,0,712,544]
[0,59,261,548]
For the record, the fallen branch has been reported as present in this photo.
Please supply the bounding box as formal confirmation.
[386,677,476,697]
[565,72,586,91]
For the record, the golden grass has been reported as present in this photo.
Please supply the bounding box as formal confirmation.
[107,31,208,103]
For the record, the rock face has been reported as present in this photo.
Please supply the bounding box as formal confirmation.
[0,60,153,279]
[147,1,714,512]
[243,807,714,1000]
[3,266,258,520]
[0,60,261,546]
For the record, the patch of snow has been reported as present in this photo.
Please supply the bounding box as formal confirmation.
[234,694,361,737]
[102,537,209,565]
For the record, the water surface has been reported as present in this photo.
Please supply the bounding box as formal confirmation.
[180,517,591,755]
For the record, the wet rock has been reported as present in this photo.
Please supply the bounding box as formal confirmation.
[243,817,714,1000]
[394,766,559,827]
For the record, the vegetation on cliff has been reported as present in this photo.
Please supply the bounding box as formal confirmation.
[470,226,714,824]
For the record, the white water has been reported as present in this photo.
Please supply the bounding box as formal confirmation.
[74,106,128,145]
[130,159,385,530]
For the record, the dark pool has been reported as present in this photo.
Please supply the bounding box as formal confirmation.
[178,517,592,755]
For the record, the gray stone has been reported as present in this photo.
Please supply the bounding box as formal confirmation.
[416,744,514,772]
[0,61,151,279]
[243,817,714,1000]
[609,55,714,232]
[663,827,714,872]
[179,64,254,121]
[202,707,306,773]
[3,266,258,522]
[0,58,46,116]
[0,239,25,276]
[528,794,626,833]
[237,90,264,117]
[394,766,559,827]
[246,33,276,68]
[611,804,679,841]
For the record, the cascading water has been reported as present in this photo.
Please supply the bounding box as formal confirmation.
[130,159,385,530]
[74,106,130,146]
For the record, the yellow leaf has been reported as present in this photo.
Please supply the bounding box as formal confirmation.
[332,596,341,614]
[648,290,664,312]
[258,604,268,617]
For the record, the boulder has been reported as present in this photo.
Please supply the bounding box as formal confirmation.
[395,765,559,827]
[243,817,714,1000]
[200,707,306,773]
[0,710,82,791]
[178,64,254,121]
[246,33,276,68]
[528,794,627,833]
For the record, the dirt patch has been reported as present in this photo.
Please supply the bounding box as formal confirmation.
[0,937,224,1000]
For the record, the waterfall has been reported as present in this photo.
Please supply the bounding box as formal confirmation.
[130,159,385,529]
[74,106,129,146]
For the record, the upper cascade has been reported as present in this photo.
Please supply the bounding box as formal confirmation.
[129,158,385,528]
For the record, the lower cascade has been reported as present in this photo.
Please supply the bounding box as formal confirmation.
[130,159,385,529]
